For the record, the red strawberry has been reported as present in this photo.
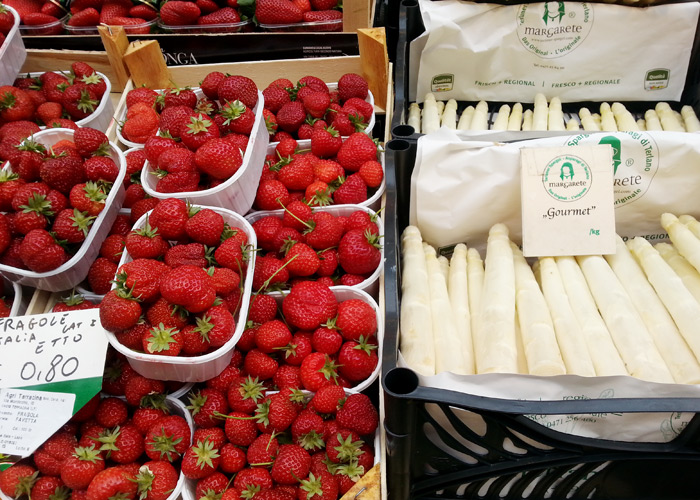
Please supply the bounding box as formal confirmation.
[40,152,85,194]
[96,424,144,464]
[165,242,207,268]
[159,0,201,25]
[270,444,310,485]
[335,298,376,341]
[187,388,229,428]
[99,0,131,23]
[144,135,180,164]
[303,9,342,22]
[0,464,38,499]
[19,228,67,272]
[207,266,240,296]
[310,384,345,414]
[310,126,342,158]
[338,336,378,383]
[217,75,258,109]
[335,393,378,436]
[283,242,320,277]
[247,294,277,324]
[194,305,235,348]
[194,472,228,500]
[337,229,381,275]
[145,415,192,461]
[160,265,216,313]
[110,214,133,236]
[116,258,170,304]
[30,476,67,500]
[162,87,197,109]
[336,133,377,171]
[297,471,338,500]
[232,468,272,495]
[85,156,119,184]
[100,234,126,264]
[99,288,143,332]
[0,86,36,122]
[332,174,367,205]
[129,3,158,19]
[311,326,342,354]
[134,461,179,500]
[278,153,314,191]
[61,84,100,120]
[52,208,95,244]
[130,197,161,224]
[74,127,109,158]
[255,179,290,211]
[126,87,159,108]
[200,72,226,100]
[290,409,325,451]
[156,171,200,193]
[125,220,168,259]
[198,6,240,23]
[85,464,138,500]
[276,101,306,133]
[337,73,369,102]
[300,352,339,391]
[52,291,97,312]
[282,281,338,330]
[227,375,267,414]
[87,258,118,295]
[142,323,184,356]
[116,322,151,351]
[221,411,258,446]
[243,349,278,380]
[194,138,242,180]
[148,197,189,240]
[122,110,159,143]
[181,438,221,479]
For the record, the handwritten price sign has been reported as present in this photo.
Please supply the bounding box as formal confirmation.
[0,308,108,390]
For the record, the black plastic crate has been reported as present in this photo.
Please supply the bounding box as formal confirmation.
[390,0,700,142]
[381,137,700,500]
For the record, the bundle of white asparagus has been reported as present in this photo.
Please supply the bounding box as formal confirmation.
[407,93,700,134]
[400,214,700,385]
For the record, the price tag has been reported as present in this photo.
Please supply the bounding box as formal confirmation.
[0,309,108,390]
[0,389,74,457]
[521,145,616,257]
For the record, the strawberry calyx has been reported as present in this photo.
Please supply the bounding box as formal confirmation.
[140,393,169,411]
[20,193,54,218]
[352,335,378,355]
[69,208,96,237]
[347,112,367,132]
[147,429,184,462]
[220,100,247,125]
[59,289,88,307]
[238,375,266,403]
[204,245,218,266]
[318,357,341,384]
[91,141,112,157]
[320,317,338,330]
[73,443,103,462]
[77,89,99,113]
[363,229,383,250]
[186,115,214,136]
[145,322,180,353]
[239,485,261,500]
[185,390,208,416]
[198,490,223,500]
[135,464,159,500]
[13,471,39,498]
[134,218,160,239]
[299,429,325,451]
[195,100,215,116]
[0,170,20,183]
[113,281,143,303]
[336,460,364,480]
[15,138,46,154]
[306,186,333,207]
[264,115,277,135]
[331,433,363,463]
[152,168,169,180]
[79,73,102,86]
[191,438,220,470]
[324,125,340,137]
[193,315,215,343]
[96,426,123,456]
[298,472,325,499]
[83,181,108,203]
[48,485,71,500]
[0,91,17,111]
[219,223,240,243]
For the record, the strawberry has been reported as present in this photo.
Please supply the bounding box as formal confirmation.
[116,322,151,351]
[0,464,37,499]
[325,429,362,464]
[126,87,159,108]
[300,352,339,391]
[305,211,343,249]
[337,73,369,103]
[247,294,277,324]
[345,210,378,235]
[254,320,290,353]
[124,184,150,209]
[303,9,342,22]
[160,265,216,313]
[145,415,192,461]
[117,258,170,304]
[336,133,377,172]
[217,75,258,109]
[267,444,309,485]
[218,446,245,477]
[100,234,126,264]
[232,468,273,495]
[180,113,220,151]
[181,438,221,479]
[290,409,325,451]
[160,0,201,25]
[311,326,342,354]
[61,84,100,120]
[144,135,180,164]
[220,411,258,447]
[194,472,228,500]
[335,393,378,436]
[310,384,345,414]
[129,3,158,19]
[19,228,67,272]
[187,388,229,428]
[162,87,197,109]
[30,476,69,500]
[0,86,36,122]
[13,193,51,235]
[332,174,367,205]
[283,242,320,277]
[243,349,278,380]
[165,242,207,268]
[52,208,95,244]
[338,229,381,275]
[35,101,63,126]
[122,111,159,144]
[302,91,331,119]
[200,72,226,100]
[198,6,240,23]
[85,464,138,500]
[157,147,196,173]
[93,397,128,429]
[130,197,160,224]
[99,0,131,23]
[74,127,109,158]
[262,85,291,114]
[135,461,179,500]
[310,126,342,158]
[227,376,267,414]
[273,364,302,390]
[52,291,97,312]
[194,138,242,180]
[85,156,119,184]
[99,288,143,332]
[0,4,15,33]
[282,281,338,330]
[148,196,188,240]
[255,179,290,211]
[207,266,240,296]
[276,101,306,133]
[125,220,168,259]
[335,299,376,341]
[156,171,200,193]
[338,336,377,383]
[194,305,235,348]
[87,258,118,295]
[142,323,183,356]
[40,152,85,194]
[297,471,338,500]
[110,214,133,236]
[213,237,245,271]
[96,424,144,464]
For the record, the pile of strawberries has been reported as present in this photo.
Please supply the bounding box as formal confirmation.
[0,2,17,47]
[0,384,192,500]
[2,0,65,35]
[0,62,107,141]
[180,382,378,500]
[251,206,382,290]
[0,126,122,273]
[255,0,341,29]
[260,73,371,141]
[67,0,156,33]
[254,132,382,210]
[99,198,252,357]
[159,0,245,30]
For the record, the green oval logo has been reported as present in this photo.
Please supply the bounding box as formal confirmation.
[542,154,592,202]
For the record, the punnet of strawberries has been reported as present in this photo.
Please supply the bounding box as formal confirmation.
[254,0,342,30]
[178,380,379,500]
[99,198,256,358]
[0,384,193,500]
[261,73,372,141]
[255,132,383,210]
[66,0,157,33]
[0,126,123,273]
[0,62,108,136]
[158,0,247,30]
[249,205,382,291]
[0,1,17,47]
[2,0,65,35]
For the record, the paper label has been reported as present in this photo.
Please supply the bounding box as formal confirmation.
[0,309,108,390]
[0,389,75,457]
[521,145,616,256]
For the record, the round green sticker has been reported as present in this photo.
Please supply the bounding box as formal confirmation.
[542,154,592,202]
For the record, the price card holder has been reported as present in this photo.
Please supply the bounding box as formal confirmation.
[521,145,616,257]
[0,309,108,462]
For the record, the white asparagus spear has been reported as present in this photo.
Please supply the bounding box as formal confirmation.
[681,105,700,132]
[532,93,549,131]
[511,244,566,375]
[611,102,639,131]
[400,226,436,375]
[467,248,484,341]
[492,104,511,131]
[674,110,686,131]
[425,245,467,374]
[469,101,489,131]
[435,100,445,119]
[678,214,700,239]
[514,311,528,374]
[579,108,601,131]
[636,118,647,131]
[447,244,475,375]
[407,103,421,132]
[600,102,618,131]
[538,257,596,376]
[656,103,685,131]
[627,237,700,365]
[547,97,566,131]
[656,242,700,304]
[457,106,475,131]
[576,254,674,383]
[474,224,517,374]
[591,113,602,127]
[440,99,458,130]
[608,236,700,384]
[522,109,534,131]
[644,109,663,131]
[566,118,580,131]
[555,257,628,376]
[507,103,523,131]
[437,254,450,286]
[422,98,441,134]
[661,213,700,273]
